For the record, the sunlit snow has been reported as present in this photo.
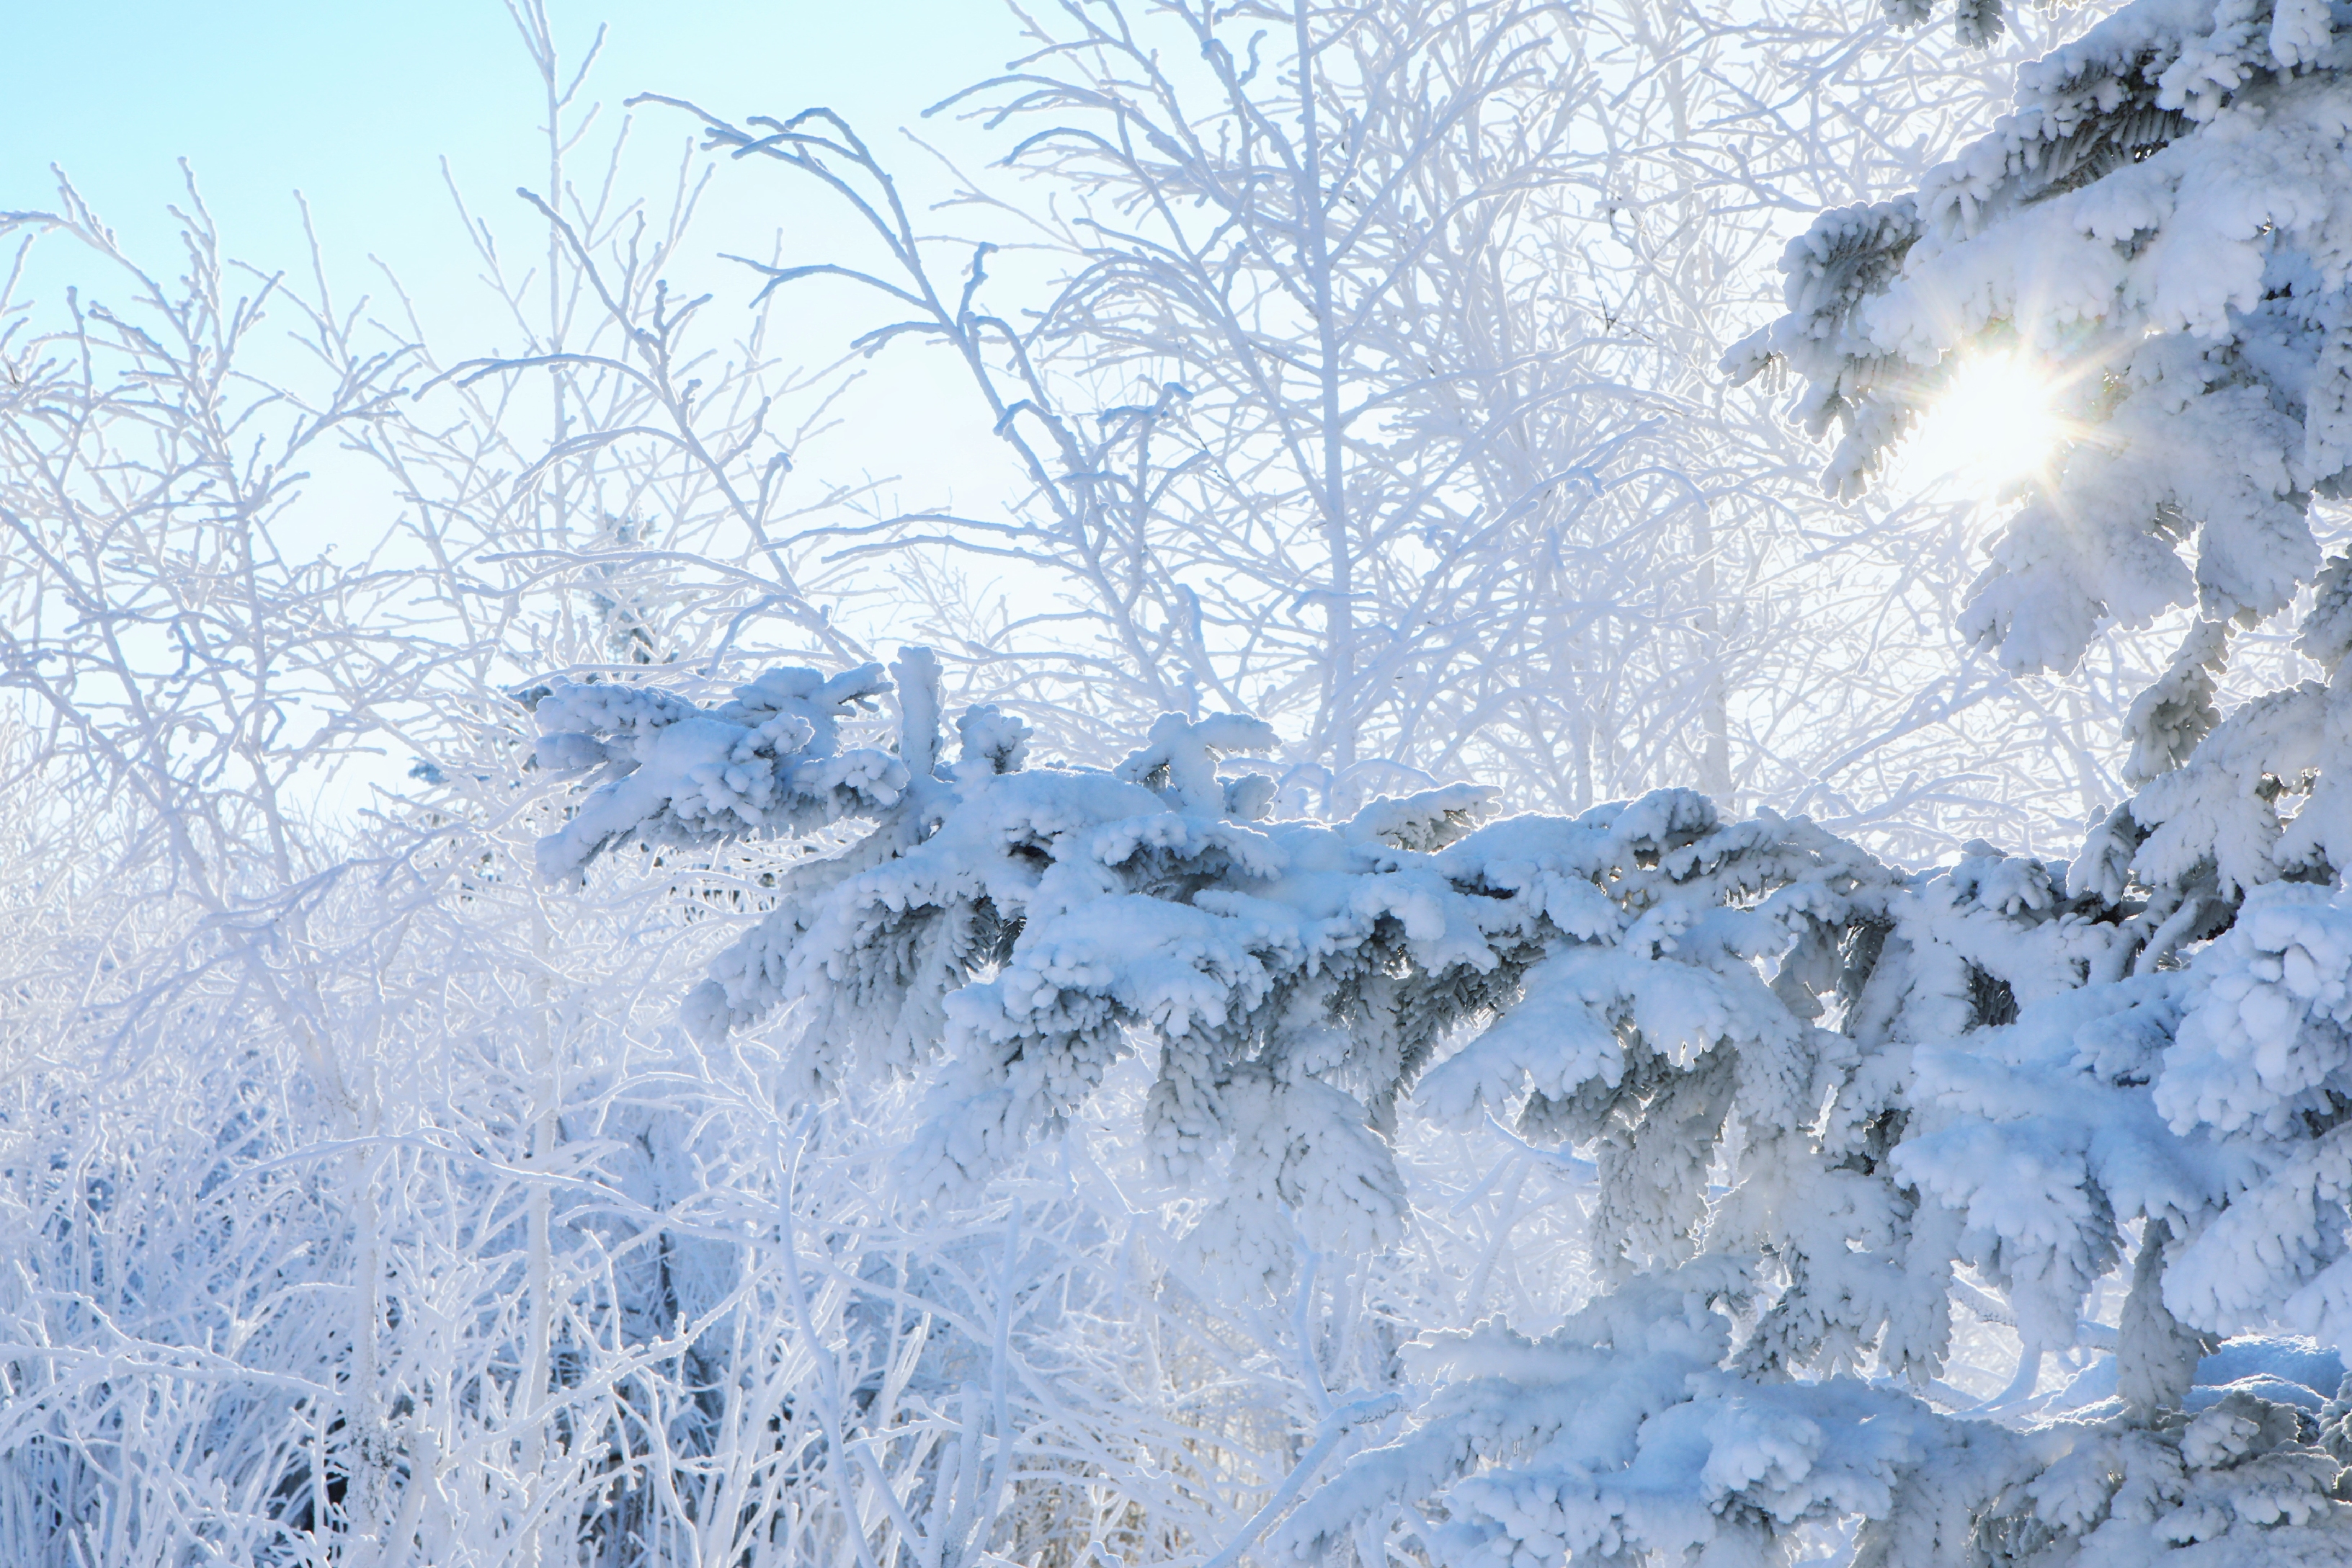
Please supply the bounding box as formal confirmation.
[1905,352,2063,493]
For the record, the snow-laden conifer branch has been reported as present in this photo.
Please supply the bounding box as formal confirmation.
[1734,0,2352,731]
[484,223,2352,1566]
[521,618,2352,1561]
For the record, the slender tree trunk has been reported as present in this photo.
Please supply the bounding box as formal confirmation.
[1294,4,1357,795]
[1694,505,1733,805]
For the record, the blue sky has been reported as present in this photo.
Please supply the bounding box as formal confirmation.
[4,0,1043,542]
[3,1,1023,324]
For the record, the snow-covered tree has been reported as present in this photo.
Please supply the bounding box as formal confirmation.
[525,698,2342,1563]
[1728,0,2352,746]
[1335,0,2352,1546]
[526,624,2348,1564]
[508,4,2352,1560]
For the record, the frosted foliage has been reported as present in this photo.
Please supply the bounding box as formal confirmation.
[618,658,1907,1282]
[527,638,2352,1565]
[1732,0,2352,769]
[1279,1261,1956,1568]
[530,663,907,878]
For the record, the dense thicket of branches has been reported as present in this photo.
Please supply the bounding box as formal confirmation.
[649,0,2120,854]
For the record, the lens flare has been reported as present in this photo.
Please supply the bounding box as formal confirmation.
[1905,352,2063,493]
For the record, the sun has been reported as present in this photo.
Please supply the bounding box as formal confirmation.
[1904,352,2064,493]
